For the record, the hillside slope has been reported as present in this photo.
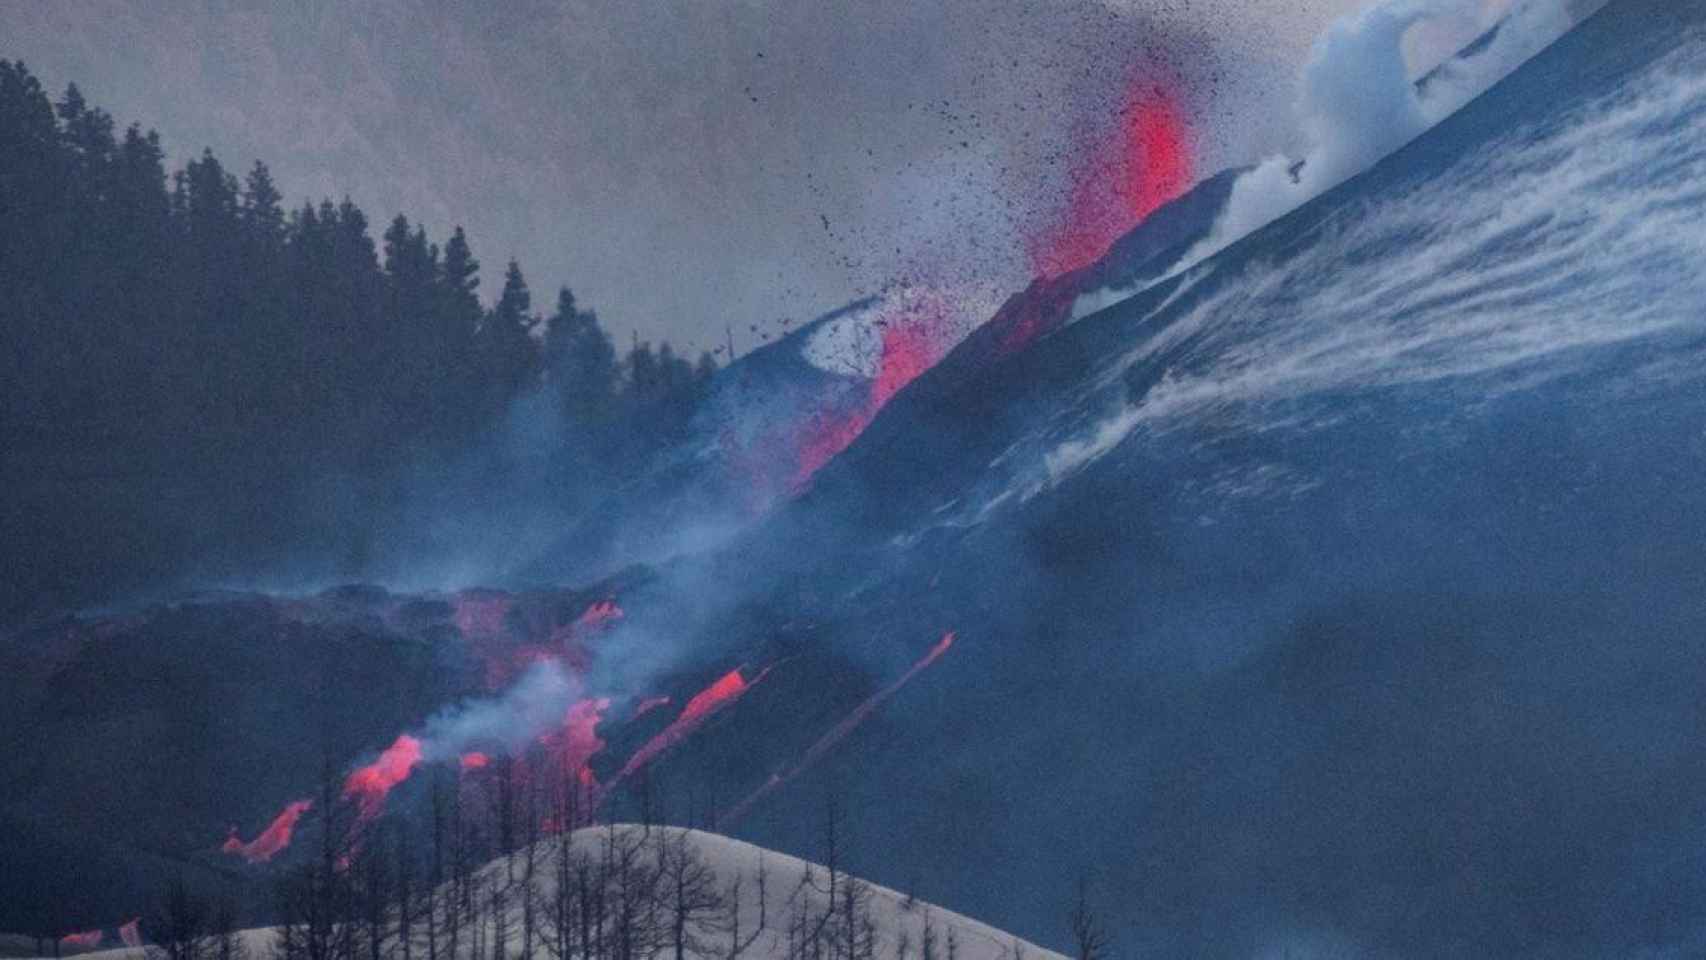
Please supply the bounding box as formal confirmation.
[12,828,1066,960]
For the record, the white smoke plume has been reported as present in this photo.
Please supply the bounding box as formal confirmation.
[1180,0,1583,267]
[416,658,582,762]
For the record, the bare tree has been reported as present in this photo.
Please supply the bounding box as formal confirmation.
[348,825,391,960]
[395,825,416,960]
[603,826,662,960]
[487,868,512,960]
[427,772,447,960]
[722,854,768,960]
[210,899,247,960]
[542,825,588,960]
[1065,879,1108,960]
[657,830,724,960]
[495,755,518,868]
[636,771,657,839]
[753,853,768,935]
[145,878,209,960]
[275,760,361,960]
[274,861,345,960]
[445,780,478,960]
[520,772,543,960]
[842,879,878,960]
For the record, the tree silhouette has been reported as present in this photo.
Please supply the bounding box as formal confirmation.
[0,60,725,621]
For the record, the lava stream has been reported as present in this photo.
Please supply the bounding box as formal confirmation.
[60,931,102,950]
[616,667,766,784]
[542,697,611,799]
[791,293,958,491]
[719,632,955,827]
[342,734,423,822]
[222,798,313,864]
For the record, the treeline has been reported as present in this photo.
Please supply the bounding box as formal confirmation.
[140,757,891,960]
[131,755,1111,960]
[135,762,1094,960]
[0,61,719,615]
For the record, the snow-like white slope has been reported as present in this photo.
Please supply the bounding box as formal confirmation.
[462,826,1066,960]
[14,827,1064,960]
[10,928,278,960]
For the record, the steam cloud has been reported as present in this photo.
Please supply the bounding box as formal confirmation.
[1182,0,1583,266]
[416,658,585,763]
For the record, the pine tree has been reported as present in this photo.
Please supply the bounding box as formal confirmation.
[383,213,444,434]
[242,161,285,242]
[544,286,618,426]
[435,224,484,441]
[477,258,542,415]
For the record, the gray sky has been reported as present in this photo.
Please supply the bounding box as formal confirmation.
[0,0,1375,354]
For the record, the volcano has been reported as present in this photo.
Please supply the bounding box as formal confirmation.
[4,1,1705,957]
[592,3,1706,955]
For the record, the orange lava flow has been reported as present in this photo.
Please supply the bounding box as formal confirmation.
[545,697,610,780]
[222,798,313,864]
[342,734,423,822]
[617,668,763,783]
[790,294,957,491]
[719,633,955,828]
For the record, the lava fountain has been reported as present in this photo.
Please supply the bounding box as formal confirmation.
[1027,75,1194,280]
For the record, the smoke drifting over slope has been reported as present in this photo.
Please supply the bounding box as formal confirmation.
[4,2,1691,957]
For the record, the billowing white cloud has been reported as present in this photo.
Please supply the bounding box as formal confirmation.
[1179,0,1581,267]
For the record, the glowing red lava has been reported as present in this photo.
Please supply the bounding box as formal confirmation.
[790,294,958,491]
[222,798,313,864]
[459,751,490,772]
[60,931,102,950]
[719,633,956,828]
[496,697,612,827]
[617,668,763,783]
[870,320,940,411]
[679,669,750,724]
[343,734,423,821]
[791,409,873,493]
[797,632,952,771]
[542,697,610,781]
[468,597,621,690]
[573,599,624,633]
[1027,78,1194,280]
